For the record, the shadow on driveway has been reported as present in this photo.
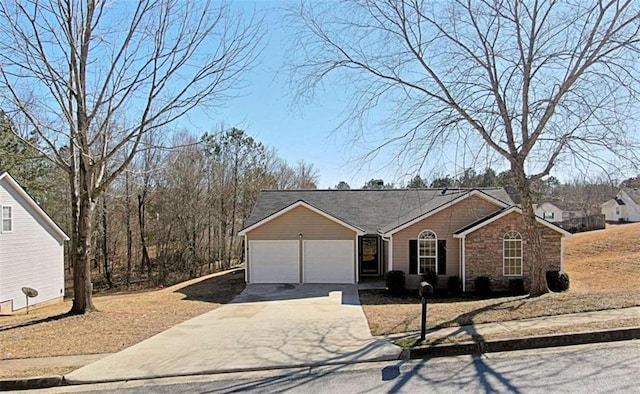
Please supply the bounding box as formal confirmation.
[173,270,246,303]
[231,283,362,305]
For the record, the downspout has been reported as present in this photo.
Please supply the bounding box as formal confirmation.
[380,234,392,271]
[461,236,466,292]
[355,234,359,284]
[244,234,249,283]
[560,236,565,271]
[299,233,303,284]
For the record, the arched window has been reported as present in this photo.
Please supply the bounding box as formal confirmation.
[503,231,522,276]
[418,230,437,274]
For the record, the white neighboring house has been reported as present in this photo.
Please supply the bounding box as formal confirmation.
[601,188,640,222]
[0,171,69,313]
[534,201,585,223]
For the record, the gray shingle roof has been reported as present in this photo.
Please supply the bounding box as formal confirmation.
[622,188,640,205]
[243,188,514,234]
[538,199,587,212]
[453,207,511,235]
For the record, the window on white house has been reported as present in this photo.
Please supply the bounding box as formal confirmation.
[2,206,12,233]
[616,207,620,215]
[503,231,522,276]
[543,211,554,219]
[418,230,437,274]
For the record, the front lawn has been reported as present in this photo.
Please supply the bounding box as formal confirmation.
[360,290,640,336]
[361,223,640,336]
[0,269,246,360]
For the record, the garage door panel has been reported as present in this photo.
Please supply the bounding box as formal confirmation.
[250,241,299,283]
[303,240,354,284]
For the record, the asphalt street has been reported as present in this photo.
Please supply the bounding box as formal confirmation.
[34,340,640,394]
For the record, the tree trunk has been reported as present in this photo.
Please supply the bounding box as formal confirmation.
[125,171,132,286]
[102,195,112,288]
[70,179,97,313]
[138,193,151,277]
[207,174,212,271]
[513,167,548,296]
[228,149,238,268]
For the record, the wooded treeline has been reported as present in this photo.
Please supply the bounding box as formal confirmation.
[0,109,629,291]
[1,118,318,290]
[341,167,621,215]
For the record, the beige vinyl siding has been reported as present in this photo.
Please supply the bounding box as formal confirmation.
[393,195,502,287]
[246,205,357,283]
[247,205,356,240]
[0,181,65,312]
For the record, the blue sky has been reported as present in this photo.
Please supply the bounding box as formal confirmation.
[181,1,627,188]
[182,0,423,189]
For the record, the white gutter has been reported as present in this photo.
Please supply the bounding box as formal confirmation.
[461,235,466,292]
[560,237,565,271]
[355,234,359,284]
[380,234,393,271]
[244,234,249,283]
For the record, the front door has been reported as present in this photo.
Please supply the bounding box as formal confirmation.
[359,236,380,276]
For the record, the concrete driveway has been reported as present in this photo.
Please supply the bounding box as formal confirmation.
[66,284,402,383]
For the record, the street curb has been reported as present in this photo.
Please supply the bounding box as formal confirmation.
[0,375,63,391]
[2,327,638,390]
[61,350,401,386]
[403,326,640,359]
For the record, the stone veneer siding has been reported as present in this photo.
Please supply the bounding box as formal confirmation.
[464,212,562,292]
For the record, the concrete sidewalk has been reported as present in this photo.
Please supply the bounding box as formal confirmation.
[418,305,640,344]
[1,306,638,390]
[0,354,109,372]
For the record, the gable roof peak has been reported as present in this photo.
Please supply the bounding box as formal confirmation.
[243,187,514,235]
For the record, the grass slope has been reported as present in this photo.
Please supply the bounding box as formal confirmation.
[564,223,640,293]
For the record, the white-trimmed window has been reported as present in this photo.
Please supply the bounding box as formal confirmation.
[2,206,12,233]
[418,230,437,274]
[503,231,522,276]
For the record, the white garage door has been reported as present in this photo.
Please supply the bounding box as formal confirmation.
[249,241,299,283]
[303,240,355,284]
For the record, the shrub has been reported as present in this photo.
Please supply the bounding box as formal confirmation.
[421,269,438,287]
[508,278,525,295]
[448,276,462,295]
[475,276,491,296]
[385,270,406,296]
[545,270,556,290]
[546,270,570,292]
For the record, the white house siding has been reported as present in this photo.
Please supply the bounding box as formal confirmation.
[619,190,640,222]
[602,190,640,223]
[0,181,65,312]
[534,203,563,222]
[601,200,620,221]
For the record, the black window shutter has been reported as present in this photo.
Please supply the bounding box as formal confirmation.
[409,240,417,274]
[437,240,447,275]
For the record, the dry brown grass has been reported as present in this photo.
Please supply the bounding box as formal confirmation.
[0,269,246,360]
[564,223,640,293]
[362,224,640,336]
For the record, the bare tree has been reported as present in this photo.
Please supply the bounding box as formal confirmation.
[289,0,640,294]
[0,0,262,313]
[293,161,319,189]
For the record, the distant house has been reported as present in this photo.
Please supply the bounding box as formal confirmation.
[534,201,586,223]
[240,188,570,293]
[601,188,640,222]
[0,171,69,313]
